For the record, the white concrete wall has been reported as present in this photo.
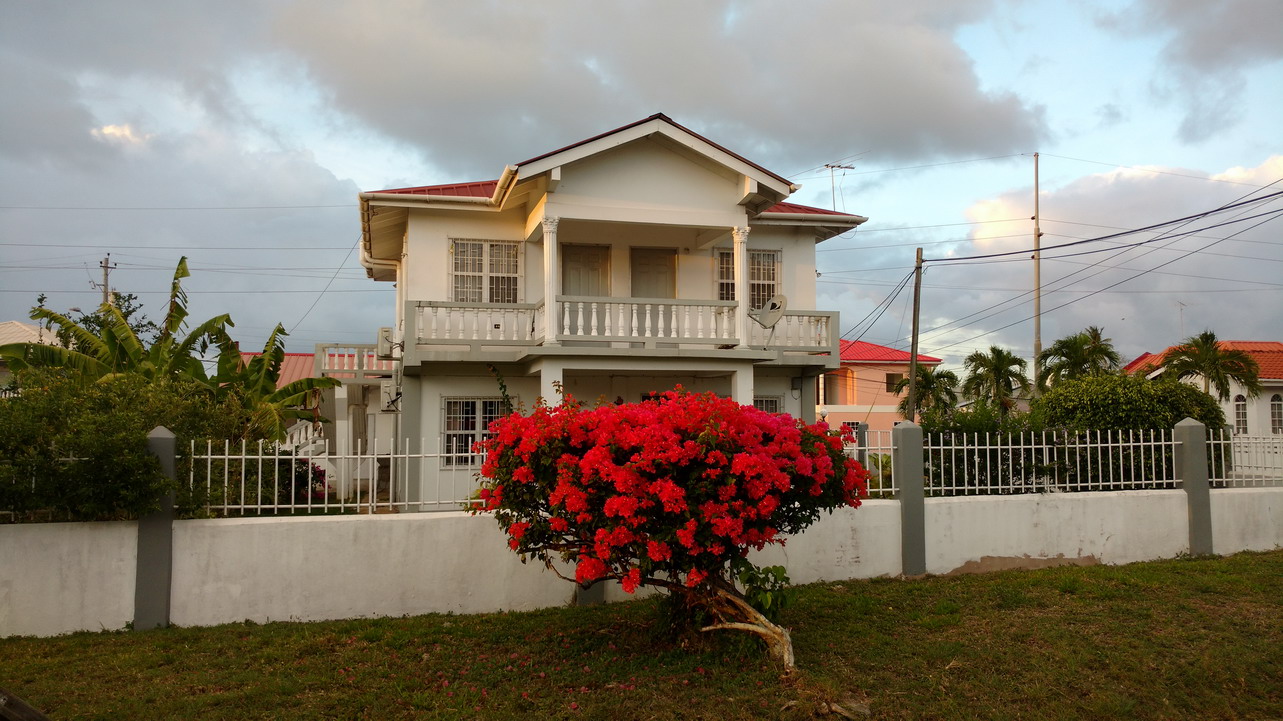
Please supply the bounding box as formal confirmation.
[0,522,137,637]
[170,513,571,627]
[7,488,1281,638]
[924,491,1191,575]
[753,501,902,583]
[1211,488,1283,553]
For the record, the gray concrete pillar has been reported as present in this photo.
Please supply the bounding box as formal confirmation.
[892,421,926,576]
[135,427,176,631]
[1174,418,1214,556]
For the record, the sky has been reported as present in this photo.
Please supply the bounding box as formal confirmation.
[2,0,1281,372]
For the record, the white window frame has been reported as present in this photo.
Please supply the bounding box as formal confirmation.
[753,396,784,414]
[1233,394,1248,435]
[1271,394,1282,434]
[449,239,523,304]
[441,396,510,467]
[716,249,781,309]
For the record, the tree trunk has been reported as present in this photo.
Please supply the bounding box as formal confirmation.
[691,579,796,670]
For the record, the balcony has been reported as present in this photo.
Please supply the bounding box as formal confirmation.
[409,298,837,358]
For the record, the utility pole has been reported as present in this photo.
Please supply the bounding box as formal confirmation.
[97,254,117,307]
[906,247,924,421]
[824,163,855,211]
[1032,153,1043,396]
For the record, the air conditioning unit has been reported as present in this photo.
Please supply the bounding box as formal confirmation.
[376,327,394,359]
[380,380,400,412]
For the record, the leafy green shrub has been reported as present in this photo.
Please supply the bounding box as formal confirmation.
[1032,374,1226,431]
[0,369,247,522]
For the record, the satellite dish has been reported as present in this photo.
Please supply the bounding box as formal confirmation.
[748,294,788,328]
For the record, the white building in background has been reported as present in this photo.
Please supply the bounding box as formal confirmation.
[1125,341,1283,435]
[355,114,867,492]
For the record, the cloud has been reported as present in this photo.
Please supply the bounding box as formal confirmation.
[1096,0,1283,142]
[260,0,1049,178]
[910,156,1283,366]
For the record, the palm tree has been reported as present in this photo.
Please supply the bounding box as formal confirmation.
[893,365,960,420]
[1038,326,1122,388]
[962,346,1031,415]
[0,258,231,385]
[213,323,339,440]
[1161,330,1262,401]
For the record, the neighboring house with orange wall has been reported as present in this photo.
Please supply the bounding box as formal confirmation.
[818,339,942,433]
[1124,340,1283,435]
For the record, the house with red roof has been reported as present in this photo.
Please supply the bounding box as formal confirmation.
[1125,340,1283,435]
[819,340,943,433]
[357,114,868,494]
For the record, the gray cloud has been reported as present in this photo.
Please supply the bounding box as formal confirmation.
[1096,0,1283,143]
[876,159,1283,367]
[265,0,1046,178]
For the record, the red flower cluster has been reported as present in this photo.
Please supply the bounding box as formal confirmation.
[476,388,867,593]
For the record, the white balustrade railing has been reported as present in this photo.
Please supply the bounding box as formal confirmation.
[555,296,736,345]
[413,302,542,347]
[407,298,836,351]
[315,344,396,380]
[745,311,837,351]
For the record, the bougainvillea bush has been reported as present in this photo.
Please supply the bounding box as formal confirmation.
[474,388,868,667]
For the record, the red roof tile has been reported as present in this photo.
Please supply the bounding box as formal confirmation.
[1121,351,1155,374]
[839,339,941,364]
[1124,341,1283,380]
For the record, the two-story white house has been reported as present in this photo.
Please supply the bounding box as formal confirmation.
[357,114,867,497]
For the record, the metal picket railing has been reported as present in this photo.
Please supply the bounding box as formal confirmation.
[1209,431,1283,488]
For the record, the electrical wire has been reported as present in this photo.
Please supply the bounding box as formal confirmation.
[923,190,1283,263]
[290,239,360,332]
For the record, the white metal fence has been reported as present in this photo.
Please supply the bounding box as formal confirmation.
[188,427,1283,516]
[922,429,1179,495]
[1209,432,1283,488]
[189,439,482,516]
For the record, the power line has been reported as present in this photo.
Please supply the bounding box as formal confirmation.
[1037,153,1274,188]
[923,190,1283,263]
[920,210,1283,356]
[0,243,354,250]
[0,204,352,211]
[291,239,360,333]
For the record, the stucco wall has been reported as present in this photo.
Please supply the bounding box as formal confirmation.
[0,521,137,637]
[170,513,572,628]
[924,491,1190,574]
[7,488,1281,638]
[1211,487,1283,553]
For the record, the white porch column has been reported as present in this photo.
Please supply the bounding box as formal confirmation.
[542,216,560,346]
[732,226,749,348]
[730,366,754,405]
[539,361,564,405]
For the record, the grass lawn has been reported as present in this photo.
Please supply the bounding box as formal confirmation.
[3,550,1281,720]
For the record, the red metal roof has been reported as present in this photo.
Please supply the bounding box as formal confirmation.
[760,201,861,217]
[371,180,498,198]
[1124,341,1283,380]
[240,352,317,389]
[839,339,941,364]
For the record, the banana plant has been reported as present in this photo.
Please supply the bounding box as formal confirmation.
[0,258,231,387]
[213,323,340,441]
